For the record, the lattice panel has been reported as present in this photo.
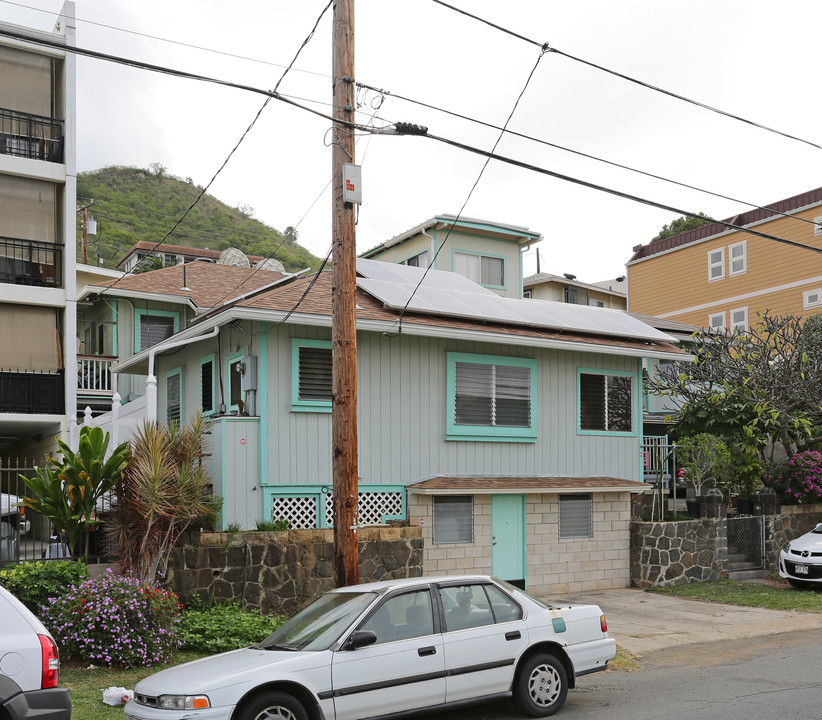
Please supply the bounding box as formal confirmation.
[271,496,317,529]
[324,491,404,526]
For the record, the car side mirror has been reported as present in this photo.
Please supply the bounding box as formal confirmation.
[344,630,377,650]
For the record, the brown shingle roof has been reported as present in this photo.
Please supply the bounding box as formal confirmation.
[629,186,822,263]
[87,263,285,309]
[407,476,648,493]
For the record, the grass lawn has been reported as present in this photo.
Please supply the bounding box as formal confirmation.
[652,578,822,613]
[62,651,209,720]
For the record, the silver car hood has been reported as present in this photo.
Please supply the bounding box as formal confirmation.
[135,647,327,696]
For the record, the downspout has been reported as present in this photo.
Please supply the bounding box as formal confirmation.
[145,326,220,422]
[421,227,435,268]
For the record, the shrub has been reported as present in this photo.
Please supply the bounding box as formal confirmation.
[40,570,181,667]
[179,598,286,654]
[0,561,89,615]
[765,450,822,504]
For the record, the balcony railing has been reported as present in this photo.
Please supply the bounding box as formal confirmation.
[77,355,115,394]
[0,108,64,163]
[0,237,62,288]
[0,369,64,414]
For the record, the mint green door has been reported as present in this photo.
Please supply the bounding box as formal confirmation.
[491,495,525,587]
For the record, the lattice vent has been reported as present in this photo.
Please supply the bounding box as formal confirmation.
[271,496,317,529]
[324,491,404,526]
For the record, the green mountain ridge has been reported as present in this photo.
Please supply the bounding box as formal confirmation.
[76,165,322,272]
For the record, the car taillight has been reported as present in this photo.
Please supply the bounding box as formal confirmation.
[38,634,59,689]
[600,615,608,633]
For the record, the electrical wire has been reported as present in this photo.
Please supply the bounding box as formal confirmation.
[94,0,335,297]
[430,0,822,152]
[0,0,332,81]
[356,81,822,230]
[394,46,548,330]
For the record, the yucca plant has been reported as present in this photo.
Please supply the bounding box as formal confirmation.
[18,426,130,560]
[108,412,220,582]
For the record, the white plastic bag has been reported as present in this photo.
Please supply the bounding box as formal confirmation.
[102,686,134,706]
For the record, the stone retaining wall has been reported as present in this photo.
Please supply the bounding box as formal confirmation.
[630,519,727,588]
[765,504,822,573]
[166,526,423,616]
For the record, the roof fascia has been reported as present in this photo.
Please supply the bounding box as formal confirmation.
[407,484,652,495]
[78,285,198,308]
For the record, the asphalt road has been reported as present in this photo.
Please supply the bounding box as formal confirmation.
[433,629,822,720]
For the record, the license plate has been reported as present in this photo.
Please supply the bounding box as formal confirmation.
[795,564,809,575]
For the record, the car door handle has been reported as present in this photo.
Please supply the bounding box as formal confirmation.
[418,646,437,656]
[505,631,521,641]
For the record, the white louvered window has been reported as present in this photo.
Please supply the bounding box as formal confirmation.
[559,494,593,539]
[139,314,176,350]
[166,369,181,426]
[579,372,633,433]
[200,358,214,413]
[292,339,333,411]
[433,495,473,544]
[455,362,531,427]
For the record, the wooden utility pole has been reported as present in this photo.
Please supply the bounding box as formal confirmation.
[331,0,359,588]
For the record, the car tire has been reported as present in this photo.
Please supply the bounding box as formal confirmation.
[514,652,568,717]
[788,578,811,589]
[235,691,308,720]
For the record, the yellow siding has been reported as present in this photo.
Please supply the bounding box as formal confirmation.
[628,206,822,327]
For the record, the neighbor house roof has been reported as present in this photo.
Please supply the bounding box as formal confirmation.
[628,186,822,264]
[360,214,542,258]
[79,262,287,310]
[115,241,265,269]
[407,476,649,494]
[523,272,627,298]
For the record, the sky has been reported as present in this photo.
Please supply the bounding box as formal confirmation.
[4,0,822,282]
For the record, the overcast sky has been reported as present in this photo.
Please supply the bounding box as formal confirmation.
[5,0,822,281]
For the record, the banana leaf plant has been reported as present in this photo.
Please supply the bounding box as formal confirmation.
[18,426,131,560]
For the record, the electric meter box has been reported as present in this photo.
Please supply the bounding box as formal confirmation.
[343,163,362,205]
[240,355,258,391]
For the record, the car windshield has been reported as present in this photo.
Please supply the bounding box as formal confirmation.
[259,591,376,652]
[813,523,822,534]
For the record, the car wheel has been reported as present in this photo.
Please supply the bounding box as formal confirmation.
[514,652,568,717]
[788,578,811,589]
[235,691,308,720]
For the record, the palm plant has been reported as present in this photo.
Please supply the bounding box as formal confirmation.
[107,412,220,582]
[18,426,130,560]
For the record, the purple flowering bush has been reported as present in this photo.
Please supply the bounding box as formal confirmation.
[765,450,822,505]
[40,570,182,668]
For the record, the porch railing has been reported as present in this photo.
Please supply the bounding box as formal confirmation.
[77,355,116,394]
[0,236,63,288]
[0,369,64,414]
[0,108,64,163]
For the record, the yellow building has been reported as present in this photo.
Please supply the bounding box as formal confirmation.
[627,187,822,329]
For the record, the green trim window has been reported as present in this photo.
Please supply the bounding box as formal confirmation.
[578,369,636,435]
[559,494,593,539]
[433,496,473,544]
[166,367,182,426]
[226,351,245,413]
[200,354,215,415]
[447,352,537,441]
[401,250,428,268]
[292,339,332,412]
[135,309,179,351]
[453,250,505,288]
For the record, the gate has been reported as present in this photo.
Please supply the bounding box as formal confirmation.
[1,457,53,566]
[727,514,765,571]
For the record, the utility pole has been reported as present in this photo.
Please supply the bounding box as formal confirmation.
[331,0,359,588]
[78,200,93,264]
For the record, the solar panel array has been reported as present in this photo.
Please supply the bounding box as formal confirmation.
[356,258,675,343]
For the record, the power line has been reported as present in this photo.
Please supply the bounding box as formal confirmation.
[0,0,332,81]
[356,82,821,230]
[395,46,548,330]
[430,0,822,152]
[95,0,335,297]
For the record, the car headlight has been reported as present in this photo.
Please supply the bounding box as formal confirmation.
[782,542,791,553]
[156,695,210,710]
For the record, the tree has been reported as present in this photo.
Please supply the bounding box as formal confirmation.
[18,426,131,560]
[107,413,220,582]
[676,434,731,496]
[650,212,711,243]
[649,312,822,458]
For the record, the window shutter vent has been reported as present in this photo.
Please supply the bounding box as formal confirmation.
[299,346,332,401]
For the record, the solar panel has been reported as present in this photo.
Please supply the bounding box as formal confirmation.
[356,258,675,343]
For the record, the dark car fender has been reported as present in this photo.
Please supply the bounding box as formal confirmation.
[0,675,72,720]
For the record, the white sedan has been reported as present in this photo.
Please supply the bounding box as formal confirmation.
[779,523,822,587]
[125,575,615,720]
